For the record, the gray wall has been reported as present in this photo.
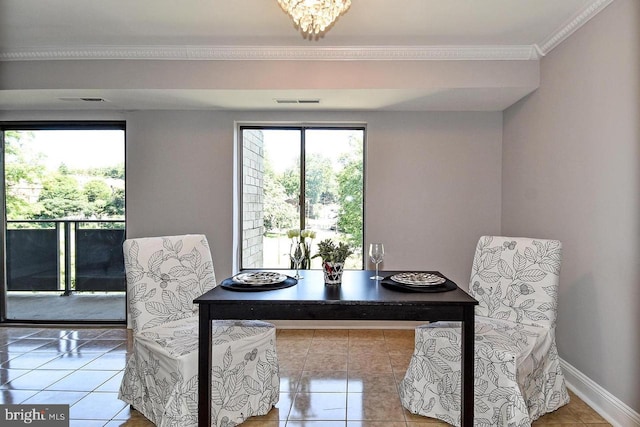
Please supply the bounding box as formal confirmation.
[502,0,639,412]
[125,110,503,287]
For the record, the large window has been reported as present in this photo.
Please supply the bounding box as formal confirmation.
[240,125,364,270]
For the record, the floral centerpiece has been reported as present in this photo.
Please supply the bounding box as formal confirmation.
[287,228,316,269]
[313,238,353,285]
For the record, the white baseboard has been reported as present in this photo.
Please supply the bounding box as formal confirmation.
[561,358,640,427]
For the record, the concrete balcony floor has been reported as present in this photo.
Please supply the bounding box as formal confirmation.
[5,292,126,323]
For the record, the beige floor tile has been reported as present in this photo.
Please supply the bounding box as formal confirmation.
[349,330,385,341]
[70,391,128,420]
[347,391,405,421]
[310,339,349,354]
[348,422,407,427]
[288,421,346,427]
[348,342,390,356]
[0,326,610,427]
[280,369,302,394]
[2,369,73,390]
[278,329,315,340]
[347,372,398,393]
[389,352,412,373]
[406,420,452,426]
[22,390,88,406]
[299,370,348,393]
[278,354,307,371]
[0,352,60,369]
[304,352,348,371]
[241,420,287,427]
[0,389,39,404]
[46,369,119,392]
[314,329,349,340]
[277,339,311,354]
[348,353,392,373]
[289,392,347,421]
[71,421,110,427]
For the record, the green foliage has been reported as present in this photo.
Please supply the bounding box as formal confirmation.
[58,163,70,175]
[81,164,125,179]
[102,188,125,218]
[82,179,125,219]
[279,168,299,199]
[4,131,46,219]
[263,170,297,232]
[336,137,364,248]
[313,238,353,263]
[34,174,85,219]
[4,130,125,221]
[305,153,335,205]
[84,179,111,203]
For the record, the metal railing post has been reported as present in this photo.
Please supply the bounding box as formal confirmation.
[63,221,72,296]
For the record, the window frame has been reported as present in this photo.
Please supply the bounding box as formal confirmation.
[235,123,366,272]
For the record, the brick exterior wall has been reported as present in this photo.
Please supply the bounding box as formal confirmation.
[242,129,264,268]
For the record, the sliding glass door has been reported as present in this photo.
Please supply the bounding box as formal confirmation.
[2,123,126,323]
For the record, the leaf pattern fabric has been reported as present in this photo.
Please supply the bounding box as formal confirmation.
[399,236,569,427]
[118,235,280,426]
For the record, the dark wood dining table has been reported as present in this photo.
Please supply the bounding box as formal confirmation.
[194,269,478,427]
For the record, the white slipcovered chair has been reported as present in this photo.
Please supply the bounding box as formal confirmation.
[400,236,569,427]
[118,234,279,427]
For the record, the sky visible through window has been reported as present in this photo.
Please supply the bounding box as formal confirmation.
[263,129,358,173]
[27,130,124,171]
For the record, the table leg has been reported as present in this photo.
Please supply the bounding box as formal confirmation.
[461,306,475,427]
[198,309,211,427]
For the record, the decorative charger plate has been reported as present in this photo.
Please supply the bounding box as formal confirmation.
[390,272,446,286]
[232,272,287,286]
[222,273,297,292]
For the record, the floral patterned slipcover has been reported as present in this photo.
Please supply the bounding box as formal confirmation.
[399,236,569,427]
[118,235,279,427]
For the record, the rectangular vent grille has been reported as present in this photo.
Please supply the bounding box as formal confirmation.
[59,97,107,102]
[275,99,320,104]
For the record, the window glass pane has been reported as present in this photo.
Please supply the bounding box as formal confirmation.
[305,129,364,269]
[242,128,301,269]
[240,126,364,270]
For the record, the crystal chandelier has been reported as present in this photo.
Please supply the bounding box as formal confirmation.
[277,0,352,36]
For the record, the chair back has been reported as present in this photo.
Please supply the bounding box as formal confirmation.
[469,236,562,328]
[123,234,216,333]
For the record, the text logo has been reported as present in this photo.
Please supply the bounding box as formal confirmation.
[1,405,69,426]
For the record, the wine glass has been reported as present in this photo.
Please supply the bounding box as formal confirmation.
[290,241,305,279]
[369,243,385,280]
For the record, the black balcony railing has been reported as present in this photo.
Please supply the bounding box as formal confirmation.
[6,220,125,295]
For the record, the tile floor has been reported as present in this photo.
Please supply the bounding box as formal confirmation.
[0,327,611,427]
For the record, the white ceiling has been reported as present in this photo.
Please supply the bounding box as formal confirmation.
[0,0,613,111]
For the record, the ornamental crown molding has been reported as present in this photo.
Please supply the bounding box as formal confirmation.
[0,0,613,62]
[0,45,539,62]
[535,0,614,56]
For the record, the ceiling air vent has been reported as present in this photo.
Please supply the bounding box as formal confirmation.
[58,97,108,102]
[274,99,321,105]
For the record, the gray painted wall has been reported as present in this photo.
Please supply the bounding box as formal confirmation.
[502,0,639,412]
[125,110,503,287]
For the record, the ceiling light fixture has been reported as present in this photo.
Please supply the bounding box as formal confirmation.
[277,0,351,36]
